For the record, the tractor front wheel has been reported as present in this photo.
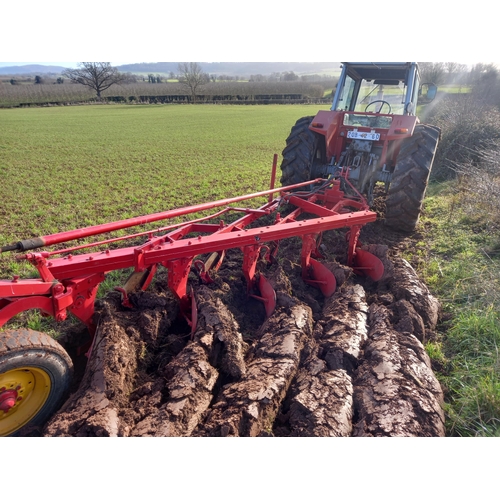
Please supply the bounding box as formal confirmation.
[385,124,440,232]
[280,116,324,187]
[0,329,73,436]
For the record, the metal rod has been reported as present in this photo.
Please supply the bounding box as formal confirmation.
[268,154,278,203]
[2,178,324,253]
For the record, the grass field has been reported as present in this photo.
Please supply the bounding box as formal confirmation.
[0,104,329,276]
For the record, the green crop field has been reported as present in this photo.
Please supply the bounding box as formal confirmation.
[0,103,330,276]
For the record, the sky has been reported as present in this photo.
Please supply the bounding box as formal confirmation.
[1,1,499,66]
[0,62,130,68]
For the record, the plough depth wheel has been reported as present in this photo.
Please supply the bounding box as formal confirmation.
[0,329,73,437]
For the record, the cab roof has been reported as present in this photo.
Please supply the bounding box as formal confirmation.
[341,62,415,83]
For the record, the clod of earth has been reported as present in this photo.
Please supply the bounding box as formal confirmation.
[353,303,445,436]
[43,241,445,437]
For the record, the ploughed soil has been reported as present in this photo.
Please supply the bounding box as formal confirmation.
[44,209,446,437]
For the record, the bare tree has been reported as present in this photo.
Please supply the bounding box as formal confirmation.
[282,71,298,81]
[445,62,459,75]
[419,62,446,85]
[177,62,209,103]
[468,63,499,85]
[63,62,126,100]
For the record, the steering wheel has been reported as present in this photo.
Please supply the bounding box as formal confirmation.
[365,100,392,114]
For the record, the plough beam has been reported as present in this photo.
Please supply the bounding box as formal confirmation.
[0,175,384,343]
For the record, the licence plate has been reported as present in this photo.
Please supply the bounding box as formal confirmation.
[347,130,380,141]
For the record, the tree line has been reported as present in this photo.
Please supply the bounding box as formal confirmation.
[419,62,498,86]
[4,62,499,106]
[13,62,331,103]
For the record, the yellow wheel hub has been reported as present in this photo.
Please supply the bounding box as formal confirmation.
[0,367,51,436]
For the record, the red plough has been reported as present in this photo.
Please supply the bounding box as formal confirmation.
[0,158,386,436]
[0,160,383,341]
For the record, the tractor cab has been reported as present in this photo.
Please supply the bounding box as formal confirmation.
[332,62,421,119]
[280,61,440,232]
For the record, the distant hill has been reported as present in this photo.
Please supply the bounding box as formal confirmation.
[117,62,341,76]
[0,64,69,75]
[0,62,341,78]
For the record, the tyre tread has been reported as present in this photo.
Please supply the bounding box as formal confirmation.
[385,124,440,232]
[0,328,73,436]
[280,116,317,186]
[0,328,71,364]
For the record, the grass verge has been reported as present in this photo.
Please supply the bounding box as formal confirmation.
[420,182,500,436]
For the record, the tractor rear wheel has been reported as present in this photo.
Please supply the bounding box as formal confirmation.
[280,116,324,187]
[385,124,440,232]
[0,329,73,436]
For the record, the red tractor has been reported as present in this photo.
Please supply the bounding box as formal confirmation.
[0,62,439,436]
[280,62,440,232]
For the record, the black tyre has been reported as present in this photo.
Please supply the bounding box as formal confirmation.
[280,116,324,187]
[385,124,440,232]
[0,329,73,436]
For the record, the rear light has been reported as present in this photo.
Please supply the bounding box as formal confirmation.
[311,122,324,128]
[395,128,409,134]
